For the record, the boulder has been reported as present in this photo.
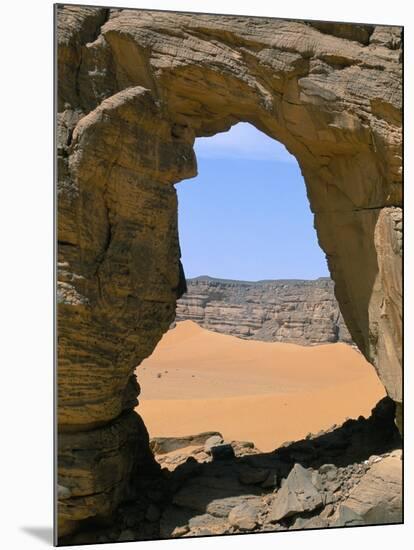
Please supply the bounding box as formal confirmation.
[172,476,260,516]
[228,500,262,531]
[151,432,223,455]
[268,464,323,522]
[340,451,402,524]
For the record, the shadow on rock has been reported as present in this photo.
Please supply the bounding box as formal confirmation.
[61,397,402,544]
[157,397,402,538]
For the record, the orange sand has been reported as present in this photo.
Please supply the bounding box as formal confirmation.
[135,321,385,452]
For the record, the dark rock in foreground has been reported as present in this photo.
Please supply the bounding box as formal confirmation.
[176,276,353,345]
[61,398,402,545]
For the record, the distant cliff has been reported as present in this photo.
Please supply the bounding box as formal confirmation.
[175,276,353,345]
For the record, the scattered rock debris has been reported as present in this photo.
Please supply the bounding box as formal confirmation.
[62,398,402,545]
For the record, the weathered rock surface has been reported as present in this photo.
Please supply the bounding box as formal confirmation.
[340,450,402,524]
[268,463,323,522]
[56,4,402,537]
[150,432,223,455]
[228,500,262,530]
[176,276,352,344]
[60,401,402,544]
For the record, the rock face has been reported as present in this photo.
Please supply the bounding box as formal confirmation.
[176,276,352,345]
[56,4,402,538]
[340,451,402,524]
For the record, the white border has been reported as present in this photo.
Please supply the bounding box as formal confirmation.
[1,1,411,549]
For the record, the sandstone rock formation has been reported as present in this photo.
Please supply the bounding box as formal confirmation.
[60,398,402,544]
[176,276,352,344]
[56,4,402,538]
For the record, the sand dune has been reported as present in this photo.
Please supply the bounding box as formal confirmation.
[135,321,385,451]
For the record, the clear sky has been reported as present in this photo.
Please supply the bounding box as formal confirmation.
[176,123,329,281]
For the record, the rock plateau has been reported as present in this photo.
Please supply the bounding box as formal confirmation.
[176,276,352,345]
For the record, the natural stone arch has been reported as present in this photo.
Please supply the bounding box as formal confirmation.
[56,5,402,537]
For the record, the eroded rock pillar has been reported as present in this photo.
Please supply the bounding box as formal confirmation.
[57,86,196,535]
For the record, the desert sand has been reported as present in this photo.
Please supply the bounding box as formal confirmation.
[135,321,386,452]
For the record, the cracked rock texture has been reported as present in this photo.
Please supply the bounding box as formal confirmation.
[176,276,352,344]
[56,4,402,537]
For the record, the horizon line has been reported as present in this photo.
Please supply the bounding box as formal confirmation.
[185,274,332,284]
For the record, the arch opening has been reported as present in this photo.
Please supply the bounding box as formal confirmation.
[137,122,386,454]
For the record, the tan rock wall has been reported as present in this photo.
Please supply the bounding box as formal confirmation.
[176,277,353,345]
[56,5,402,536]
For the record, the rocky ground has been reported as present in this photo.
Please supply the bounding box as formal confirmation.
[176,276,353,345]
[62,397,402,545]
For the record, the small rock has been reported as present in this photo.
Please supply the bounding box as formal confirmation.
[204,435,224,453]
[195,451,210,462]
[326,469,337,482]
[232,440,255,449]
[187,528,212,536]
[319,464,337,477]
[188,513,219,530]
[228,501,261,531]
[207,495,259,518]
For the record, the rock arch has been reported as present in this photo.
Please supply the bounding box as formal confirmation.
[56,5,402,537]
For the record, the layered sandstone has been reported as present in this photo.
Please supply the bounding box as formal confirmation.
[176,276,352,345]
[56,4,402,537]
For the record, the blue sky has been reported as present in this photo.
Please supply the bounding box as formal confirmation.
[176,123,329,281]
